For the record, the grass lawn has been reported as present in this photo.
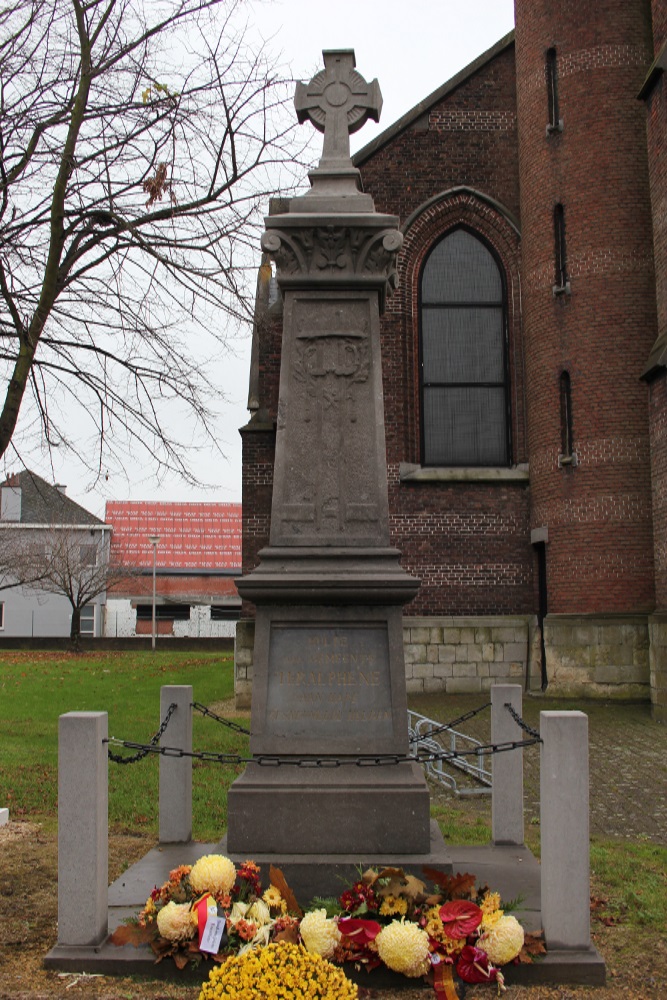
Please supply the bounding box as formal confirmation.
[0,650,248,840]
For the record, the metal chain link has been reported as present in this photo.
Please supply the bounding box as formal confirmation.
[504,702,542,741]
[408,702,491,743]
[191,701,251,736]
[104,733,541,768]
[105,702,178,764]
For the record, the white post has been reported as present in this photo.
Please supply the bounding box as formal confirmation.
[491,684,524,845]
[58,712,108,946]
[540,711,591,950]
[159,685,193,843]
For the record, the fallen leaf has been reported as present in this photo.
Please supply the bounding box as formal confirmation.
[423,868,477,899]
[109,923,154,948]
[273,924,300,945]
[269,865,303,917]
[517,930,547,963]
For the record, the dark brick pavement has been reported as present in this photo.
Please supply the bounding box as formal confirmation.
[408,693,667,844]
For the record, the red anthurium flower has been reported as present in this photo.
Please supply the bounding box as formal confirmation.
[438,900,483,939]
[456,944,499,984]
[337,917,382,944]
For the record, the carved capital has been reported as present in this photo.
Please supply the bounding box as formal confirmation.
[261,223,403,303]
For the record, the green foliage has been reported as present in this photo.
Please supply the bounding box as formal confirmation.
[0,651,247,841]
[308,896,342,918]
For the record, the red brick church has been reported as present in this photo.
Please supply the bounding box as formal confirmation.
[238,0,667,721]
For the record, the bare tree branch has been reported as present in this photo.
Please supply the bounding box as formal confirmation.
[0,0,307,486]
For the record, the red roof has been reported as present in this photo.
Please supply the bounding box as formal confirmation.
[106,501,241,571]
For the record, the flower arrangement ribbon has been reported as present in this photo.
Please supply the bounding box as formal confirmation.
[196,893,216,949]
[433,962,459,1000]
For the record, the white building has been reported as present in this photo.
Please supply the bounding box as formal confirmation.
[0,471,111,638]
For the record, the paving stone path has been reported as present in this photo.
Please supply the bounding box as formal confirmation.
[408,693,667,843]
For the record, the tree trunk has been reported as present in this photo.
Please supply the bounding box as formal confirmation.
[70,606,81,648]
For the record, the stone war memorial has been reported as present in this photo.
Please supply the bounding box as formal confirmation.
[227,49,448,886]
[45,50,605,992]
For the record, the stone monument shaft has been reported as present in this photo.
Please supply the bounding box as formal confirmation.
[229,51,433,859]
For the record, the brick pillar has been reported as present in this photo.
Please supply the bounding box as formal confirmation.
[515,0,656,616]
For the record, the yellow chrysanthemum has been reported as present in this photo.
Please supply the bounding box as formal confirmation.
[479,891,504,930]
[478,914,525,966]
[379,894,408,917]
[376,919,431,978]
[189,854,236,896]
[299,908,341,959]
[198,941,358,1000]
[156,901,197,942]
[481,891,502,914]
[423,907,462,955]
[481,907,503,930]
[263,885,286,913]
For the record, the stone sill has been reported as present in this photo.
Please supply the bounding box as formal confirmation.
[545,613,650,625]
[399,463,529,484]
[405,615,533,628]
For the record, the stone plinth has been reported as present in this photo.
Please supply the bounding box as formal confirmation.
[228,763,431,856]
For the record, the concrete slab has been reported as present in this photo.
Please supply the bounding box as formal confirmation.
[45,836,605,987]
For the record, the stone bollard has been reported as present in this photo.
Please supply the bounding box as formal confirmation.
[491,684,524,845]
[58,712,108,947]
[540,711,590,949]
[159,685,193,843]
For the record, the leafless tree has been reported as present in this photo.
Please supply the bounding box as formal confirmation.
[0,0,303,485]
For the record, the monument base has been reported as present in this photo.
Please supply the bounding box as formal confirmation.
[221,818,451,902]
[227,762,432,856]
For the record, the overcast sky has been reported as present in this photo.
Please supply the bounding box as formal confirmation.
[19,0,515,517]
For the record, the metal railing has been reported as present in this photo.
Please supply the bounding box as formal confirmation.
[407,707,492,796]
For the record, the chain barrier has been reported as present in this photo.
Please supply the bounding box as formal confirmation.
[192,701,251,736]
[504,702,542,741]
[104,733,540,769]
[408,701,491,743]
[105,702,178,764]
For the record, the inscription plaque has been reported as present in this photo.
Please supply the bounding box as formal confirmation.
[266,625,392,740]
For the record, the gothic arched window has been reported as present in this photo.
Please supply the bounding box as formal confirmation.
[420,228,510,466]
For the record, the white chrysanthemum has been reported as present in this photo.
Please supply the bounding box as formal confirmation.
[299,908,341,959]
[229,900,250,924]
[189,854,236,896]
[478,914,525,965]
[247,899,272,926]
[156,901,197,942]
[376,919,431,977]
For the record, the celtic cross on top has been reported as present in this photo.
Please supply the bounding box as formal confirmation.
[295,50,382,168]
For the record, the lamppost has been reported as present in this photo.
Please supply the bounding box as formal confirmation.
[148,535,160,651]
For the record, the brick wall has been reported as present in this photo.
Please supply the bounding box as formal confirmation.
[515,0,657,614]
[240,304,282,616]
[357,43,533,618]
[644,5,667,716]
[356,42,521,223]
